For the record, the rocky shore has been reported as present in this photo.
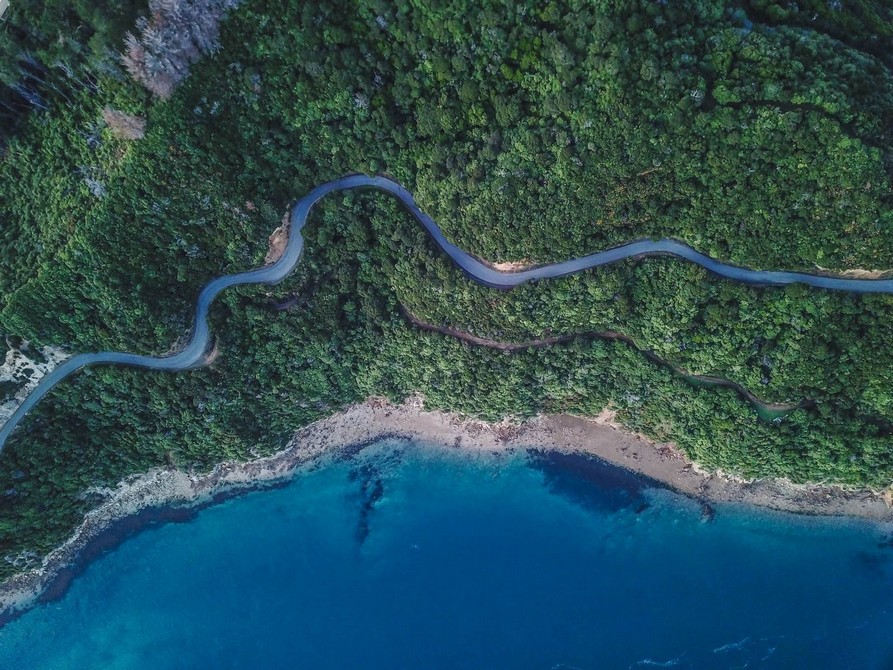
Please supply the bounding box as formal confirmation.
[1,396,891,621]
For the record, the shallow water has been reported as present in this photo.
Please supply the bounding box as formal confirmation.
[2,440,892,669]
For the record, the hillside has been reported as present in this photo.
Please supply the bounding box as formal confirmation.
[0,0,892,578]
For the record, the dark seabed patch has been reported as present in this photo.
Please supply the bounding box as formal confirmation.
[526,449,666,513]
[348,449,402,545]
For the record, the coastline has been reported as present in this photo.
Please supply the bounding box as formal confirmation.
[1,397,891,621]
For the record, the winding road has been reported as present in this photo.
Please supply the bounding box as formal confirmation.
[2,174,892,452]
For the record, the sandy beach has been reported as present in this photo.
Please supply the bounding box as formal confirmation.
[1,396,891,621]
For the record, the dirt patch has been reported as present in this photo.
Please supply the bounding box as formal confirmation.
[814,264,892,279]
[102,108,146,140]
[265,212,291,265]
[491,259,535,271]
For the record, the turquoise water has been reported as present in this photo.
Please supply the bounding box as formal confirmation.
[2,440,893,669]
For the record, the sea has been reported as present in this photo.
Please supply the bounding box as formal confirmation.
[1,439,892,669]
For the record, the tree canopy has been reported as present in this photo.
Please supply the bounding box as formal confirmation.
[0,0,891,578]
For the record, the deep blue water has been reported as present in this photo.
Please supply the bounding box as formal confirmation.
[2,440,893,669]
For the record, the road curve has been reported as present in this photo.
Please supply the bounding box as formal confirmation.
[2,174,892,451]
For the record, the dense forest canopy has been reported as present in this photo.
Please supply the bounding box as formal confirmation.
[0,0,892,577]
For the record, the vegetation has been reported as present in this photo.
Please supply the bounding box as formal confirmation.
[0,0,892,577]
[0,0,145,139]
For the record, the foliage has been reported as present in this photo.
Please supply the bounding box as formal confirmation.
[0,0,145,141]
[0,0,891,578]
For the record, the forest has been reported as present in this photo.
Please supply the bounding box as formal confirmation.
[0,0,892,578]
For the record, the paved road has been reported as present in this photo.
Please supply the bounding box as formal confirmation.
[2,174,891,450]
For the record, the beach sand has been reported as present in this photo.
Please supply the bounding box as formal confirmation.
[1,396,891,619]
